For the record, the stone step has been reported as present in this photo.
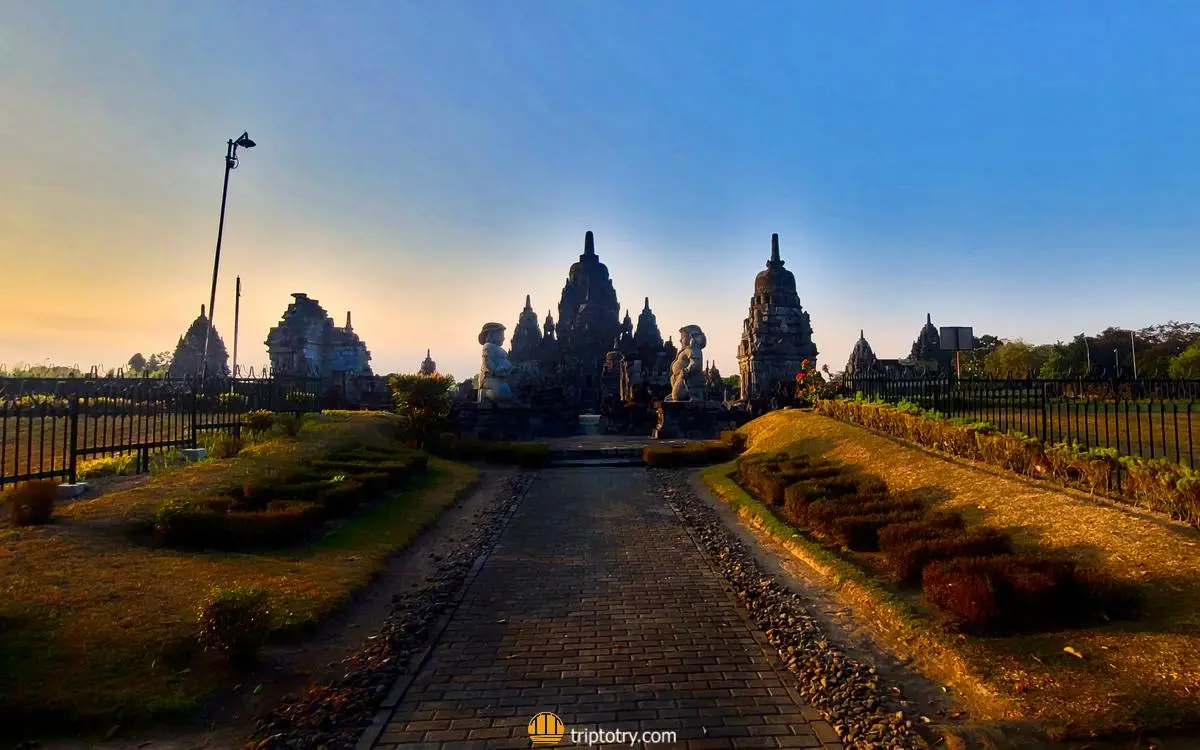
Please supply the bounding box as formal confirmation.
[545,458,645,468]
[546,448,644,461]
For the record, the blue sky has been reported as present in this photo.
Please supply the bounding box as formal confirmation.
[3,1,1199,379]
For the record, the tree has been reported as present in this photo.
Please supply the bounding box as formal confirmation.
[983,340,1048,378]
[957,334,1002,377]
[388,373,457,448]
[1170,340,1200,379]
[128,353,147,375]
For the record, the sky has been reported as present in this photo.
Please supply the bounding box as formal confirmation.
[3,1,1200,381]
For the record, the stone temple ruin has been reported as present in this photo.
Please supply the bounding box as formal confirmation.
[845,313,952,377]
[452,231,820,439]
[265,293,388,407]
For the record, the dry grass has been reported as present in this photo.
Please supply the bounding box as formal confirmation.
[0,411,478,730]
[728,408,1200,737]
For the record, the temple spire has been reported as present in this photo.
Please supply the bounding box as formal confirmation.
[926,312,932,325]
[345,311,352,330]
[643,296,650,312]
[200,304,205,318]
[770,233,781,264]
[860,329,865,339]
[584,230,596,257]
[524,294,533,311]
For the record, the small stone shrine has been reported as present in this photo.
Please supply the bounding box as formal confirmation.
[842,314,950,378]
[736,234,819,403]
[168,304,230,377]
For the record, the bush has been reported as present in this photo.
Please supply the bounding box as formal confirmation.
[433,436,549,467]
[78,453,137,479]
[826,510,925,551]
[922,554,1141,635]
[196,587,272,663]
[318,478,367,517]
[242,409,276,434]
[3,480,57,525]
[719,430,748,453]
[880,527,1013,584]
[643,441,738,467]
[207,433,243,459]
[876,513,967,549]
[801,495,923,530]
[154,500,326,550]
[274,413,302,437]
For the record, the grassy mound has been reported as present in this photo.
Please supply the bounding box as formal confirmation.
[0,411,478,734]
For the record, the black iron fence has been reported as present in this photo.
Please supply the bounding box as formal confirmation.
[841,374,1200,469]
[0,375,335,489]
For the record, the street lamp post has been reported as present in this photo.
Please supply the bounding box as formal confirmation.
[202,131,256,378]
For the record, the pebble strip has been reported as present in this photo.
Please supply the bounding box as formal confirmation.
[249,472,536,750]
[649,467,929,750]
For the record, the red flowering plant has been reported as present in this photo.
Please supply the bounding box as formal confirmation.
[794,360,841,405]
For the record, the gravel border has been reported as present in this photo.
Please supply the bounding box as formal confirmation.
[650,467,929,750]
[249,472,536,750]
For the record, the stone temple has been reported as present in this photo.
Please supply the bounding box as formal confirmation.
[502,231,678,412]
[453,230,817,438]
[844,314,952,377]
[264,293,389,407]
[736,234,819,401]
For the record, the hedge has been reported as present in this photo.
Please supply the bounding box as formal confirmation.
[816,398,1200,526]
[150,449,428,550]
[430,435,550,468]
[733,450,1141,635]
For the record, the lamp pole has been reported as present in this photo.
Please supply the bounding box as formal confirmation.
[232,275,241,377]
[202,131,256,379]
[1130,329,1138,379]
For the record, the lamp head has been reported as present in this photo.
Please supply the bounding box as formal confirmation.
[235,132,256,149]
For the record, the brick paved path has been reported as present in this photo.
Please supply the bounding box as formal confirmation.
[370,469,841,749]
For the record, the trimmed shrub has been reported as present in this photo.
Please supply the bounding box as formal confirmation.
[196,587,272,663]
[433,437,550,468]
[876,513,968,549]
[3,480,56,525]
[802,495,923,529]
[922,554,1140,635]
[154,500,326,550]
[880,527,1013,584]
[643,441,738,467]
[317,479,367,517]
[827,510,926,551]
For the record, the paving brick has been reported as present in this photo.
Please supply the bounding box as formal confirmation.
[368,469,831,748]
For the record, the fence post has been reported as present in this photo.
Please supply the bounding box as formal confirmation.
[67,392,80,483]
[189,380,199,448]
[1040,382,1049,443]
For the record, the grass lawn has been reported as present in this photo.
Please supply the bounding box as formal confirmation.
[0,411,479,731]
[703,408,1200,739]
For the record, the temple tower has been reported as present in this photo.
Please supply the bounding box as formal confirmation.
[736,234,818,401]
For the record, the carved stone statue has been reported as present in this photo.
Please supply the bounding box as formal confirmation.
[668,325,707,401]
[477,322,515,405]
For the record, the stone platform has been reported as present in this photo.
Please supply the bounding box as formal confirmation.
[540,436,691,468]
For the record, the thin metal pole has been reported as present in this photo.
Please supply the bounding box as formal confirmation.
[1130,329,1138,379]
[232,275,241,377]
[202,139,235,378]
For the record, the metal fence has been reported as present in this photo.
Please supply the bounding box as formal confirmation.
[0,375,331,488]
[841,374,1200,469]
